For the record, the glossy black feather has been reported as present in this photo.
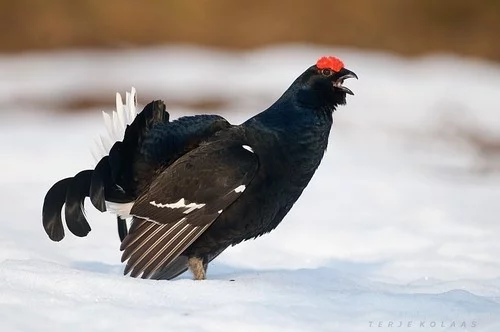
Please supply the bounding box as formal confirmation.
[42,61,356,281]
[133,114,231,195]
[107,100,169,196]
[121,135,258,277]
[64,170,93,237]
[42,177,72,241]
[131,134,258,225]
[43,101,232,242]
[89,157,109,212]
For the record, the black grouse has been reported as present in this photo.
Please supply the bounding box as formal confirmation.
[42,56,357,280]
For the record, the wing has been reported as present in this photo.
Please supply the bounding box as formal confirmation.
[120,136,258,279]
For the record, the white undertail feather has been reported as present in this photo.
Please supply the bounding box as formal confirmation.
[88,88,139,221]
[106,201,135,218]
[91,87,139,163]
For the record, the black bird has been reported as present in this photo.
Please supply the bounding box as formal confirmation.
[42,56,357,280]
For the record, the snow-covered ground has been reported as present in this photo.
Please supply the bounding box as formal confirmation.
[0,45,499,331]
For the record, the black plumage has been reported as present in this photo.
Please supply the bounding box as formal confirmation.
[42,56,357,280]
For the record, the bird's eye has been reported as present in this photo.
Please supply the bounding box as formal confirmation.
[321,69,332,76]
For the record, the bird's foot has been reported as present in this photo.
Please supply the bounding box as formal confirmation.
[188,257,207,280]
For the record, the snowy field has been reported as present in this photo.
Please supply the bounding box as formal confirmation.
[0,45,499,331]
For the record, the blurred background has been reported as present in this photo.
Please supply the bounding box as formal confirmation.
[2,0,500,58]
[0,0,499,283]
[1,0,499,171]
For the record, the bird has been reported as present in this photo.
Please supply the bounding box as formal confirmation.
[42,56,357,280]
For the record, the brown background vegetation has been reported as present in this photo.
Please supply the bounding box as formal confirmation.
[0,0,498,173]
[1,0,499,61]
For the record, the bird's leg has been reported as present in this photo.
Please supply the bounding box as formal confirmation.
[117,216,128,242]
[202,255,208,275]
[188,256,207,280]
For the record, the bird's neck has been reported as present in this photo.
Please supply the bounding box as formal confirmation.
[244,93,334,161]
[242,99,332,188]
[247,89,334,135]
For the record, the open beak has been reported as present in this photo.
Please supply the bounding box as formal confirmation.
[333,68,358,95]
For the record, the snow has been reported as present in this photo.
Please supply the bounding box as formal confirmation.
[1,45,500,331]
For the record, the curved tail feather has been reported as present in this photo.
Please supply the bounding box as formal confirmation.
[89,157,111,212]
[42,166,130,242]
[64,170,93,237]
[42,178,73,241]
[42,91,170,243]
[42,170,94,240]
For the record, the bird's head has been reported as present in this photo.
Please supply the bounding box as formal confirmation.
[294,56,358,111]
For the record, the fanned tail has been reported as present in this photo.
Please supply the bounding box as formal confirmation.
[42,88,169,242]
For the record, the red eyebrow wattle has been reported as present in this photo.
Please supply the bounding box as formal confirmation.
[316,56,344,72]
